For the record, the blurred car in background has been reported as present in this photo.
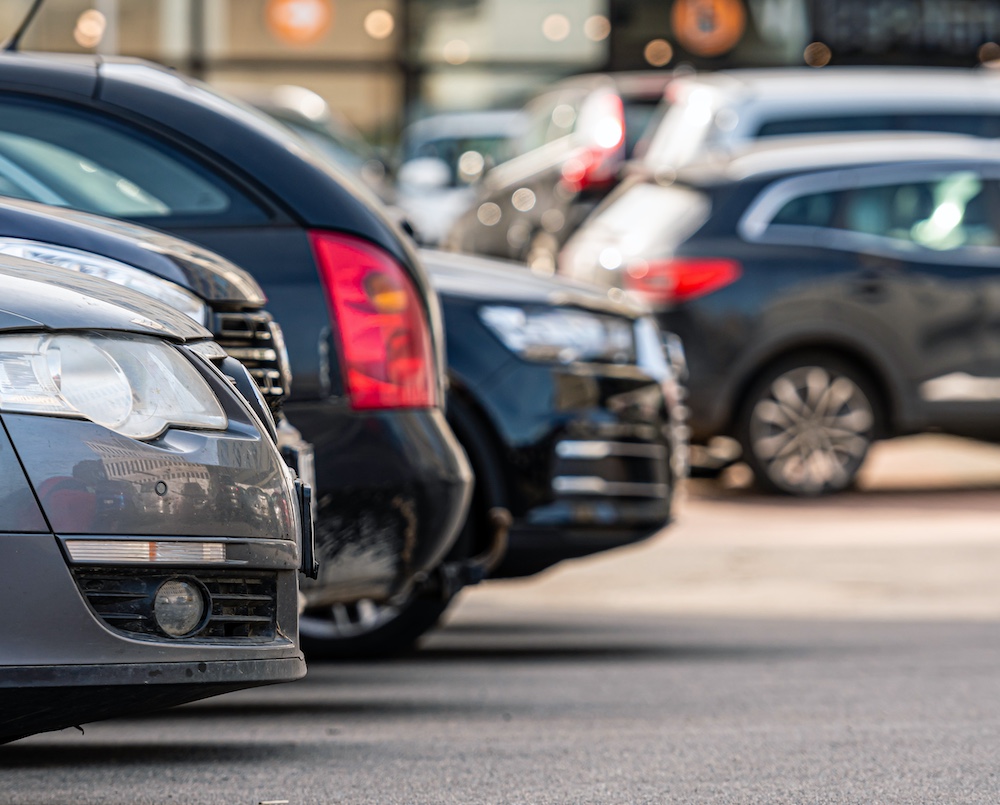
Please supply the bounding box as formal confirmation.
[0,260,306,743]
[395,110,525,245]
[562,133,1000,495]
[0,50,473,656]
[639,67,1000,173]
[305,249,688,655]
[445,72,671,271]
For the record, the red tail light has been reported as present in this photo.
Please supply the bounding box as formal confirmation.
[624,257,742,305]
[310,231,437,410]
[560,93,625,193]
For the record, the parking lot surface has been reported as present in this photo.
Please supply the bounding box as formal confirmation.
[4,435,1000,805]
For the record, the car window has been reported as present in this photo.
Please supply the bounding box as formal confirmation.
[757,113,1000,139]
[623,99,662,159]
[771,173,1000,251]
[0,98,268,225]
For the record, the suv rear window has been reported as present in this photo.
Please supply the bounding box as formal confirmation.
[757,113,1000,139]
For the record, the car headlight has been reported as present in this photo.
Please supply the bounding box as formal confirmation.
[0,333,227,440]
[0,238,210,326]
[480,305,635,364]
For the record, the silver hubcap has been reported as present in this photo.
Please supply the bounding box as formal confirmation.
[749,366,873,494]
[300,598,399,640]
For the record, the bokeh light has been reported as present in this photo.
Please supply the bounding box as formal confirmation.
[644,39,674,67]
[804,41,833,67]
[542,14,571,42]
[363,10,394,40]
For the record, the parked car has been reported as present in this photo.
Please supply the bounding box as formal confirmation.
[639,67,1000,173]
[298,248,688,654]
[0,259,308,743]
[0,50,474,656]
[561,133,1000,495]
[396,109,526,245]
[445,72,672,271]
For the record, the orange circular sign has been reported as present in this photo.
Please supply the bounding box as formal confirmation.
[671,0,746,57]
[266,0,333,45]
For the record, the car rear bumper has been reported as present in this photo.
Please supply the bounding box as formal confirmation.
[284,404,473,606]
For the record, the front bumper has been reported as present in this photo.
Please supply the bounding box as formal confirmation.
[458,356,682,579]
[0,401,306,742]
[283,404,473,606]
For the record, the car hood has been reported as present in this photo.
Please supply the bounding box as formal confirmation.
[0,198,266,307]
[420,249,646,319]
[0,257,211,340]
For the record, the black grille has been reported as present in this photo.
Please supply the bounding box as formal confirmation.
[213,311,288,410]
[73,569,277,642]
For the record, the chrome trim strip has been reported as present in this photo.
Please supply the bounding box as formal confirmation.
[555,440,668,460]
[920,372,1000,402]
[552,476,669,498]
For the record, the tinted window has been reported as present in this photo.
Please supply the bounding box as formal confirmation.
[771,173,1000,251]
[0,99,268,225]
[772,191,836,228]
[623,99,662,158]
[757,113,1000,139]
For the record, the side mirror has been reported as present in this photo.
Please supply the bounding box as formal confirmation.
[397,157,452,191]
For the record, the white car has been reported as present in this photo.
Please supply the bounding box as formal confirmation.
[640,67,1000,171]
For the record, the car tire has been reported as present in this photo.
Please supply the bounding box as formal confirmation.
[299,595,453,660]
[737,354,881,496]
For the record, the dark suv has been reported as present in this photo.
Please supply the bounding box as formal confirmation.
[562,134,1000,495]
[0,51,473,650]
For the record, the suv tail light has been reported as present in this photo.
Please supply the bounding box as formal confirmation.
[310,231,437,410]
[624,257,742,305]
[561,94,625,193]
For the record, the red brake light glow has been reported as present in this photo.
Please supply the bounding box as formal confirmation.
[310,231,437,410]
[560,93,626,193]
[624,257,742,305]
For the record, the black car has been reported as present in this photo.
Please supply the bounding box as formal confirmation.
[0,259,307,743]
[562,133,1000,495]
[445,72,671,273]
[0,50,473,654]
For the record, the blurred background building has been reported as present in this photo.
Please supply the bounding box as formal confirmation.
[4,0,1000,141]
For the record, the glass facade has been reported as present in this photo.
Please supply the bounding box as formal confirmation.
[6,0,1000,141]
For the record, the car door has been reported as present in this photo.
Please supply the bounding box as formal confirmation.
[747,163,1000,436]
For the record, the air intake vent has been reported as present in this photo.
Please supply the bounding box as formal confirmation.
[212,311,289,411]
[74,569,277,643]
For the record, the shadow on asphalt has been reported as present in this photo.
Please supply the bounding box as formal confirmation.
[690,479,1000,512]
[0,742,301,767]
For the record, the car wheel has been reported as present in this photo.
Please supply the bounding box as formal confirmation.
[738,356,880,496]
[299,595,453,660]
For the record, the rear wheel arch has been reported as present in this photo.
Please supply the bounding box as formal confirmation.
[726,342,898,440]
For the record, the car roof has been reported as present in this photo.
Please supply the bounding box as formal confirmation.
[671,67,1000,108]
[676,132,1000,185]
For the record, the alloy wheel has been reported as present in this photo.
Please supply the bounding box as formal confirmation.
[746,364,874,495]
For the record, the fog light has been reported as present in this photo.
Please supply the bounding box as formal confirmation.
[153,579,207,637]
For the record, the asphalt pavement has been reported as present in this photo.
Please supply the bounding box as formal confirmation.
[3,435,1000,805]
